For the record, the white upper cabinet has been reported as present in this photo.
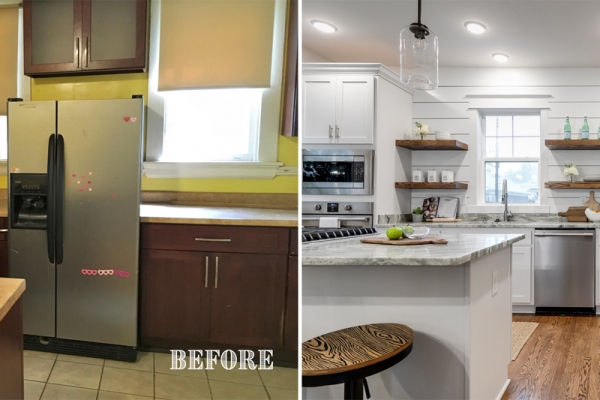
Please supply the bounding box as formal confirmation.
[302,73,374,144]
[336,75,374,144]
[302,75,336,144]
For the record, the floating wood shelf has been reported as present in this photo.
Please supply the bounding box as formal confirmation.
[395,182,469,189]
[545,140,600,150]
[395,140,468,151]
[545,182,600,189]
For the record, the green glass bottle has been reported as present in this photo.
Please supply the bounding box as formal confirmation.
[582,116,590,140]
[564,116,571,140]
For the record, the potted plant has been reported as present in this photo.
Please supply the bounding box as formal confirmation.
[412,207,424,223]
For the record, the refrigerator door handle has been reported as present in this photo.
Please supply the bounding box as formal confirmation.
[56,134,65,264]
[47,134,56,263]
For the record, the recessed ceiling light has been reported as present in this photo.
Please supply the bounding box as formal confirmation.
[464,21,486,34]
[492,53,510,63]
[310,20,337,33]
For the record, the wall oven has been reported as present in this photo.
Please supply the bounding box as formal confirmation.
[302,149,374,195]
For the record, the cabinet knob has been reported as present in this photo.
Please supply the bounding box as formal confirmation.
[314,204,322,210]
[344,205,352,211]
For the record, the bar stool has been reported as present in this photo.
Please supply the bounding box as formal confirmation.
[302,323,414,400]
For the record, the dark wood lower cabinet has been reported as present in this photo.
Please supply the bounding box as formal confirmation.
[0,298,24,400]
[284,255,298,352]
[209,253,287,348]
[0,217,7,278]
[139,225,298,364]
[140,249,211,346]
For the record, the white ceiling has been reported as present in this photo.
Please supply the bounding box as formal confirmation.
[302,0,600,68]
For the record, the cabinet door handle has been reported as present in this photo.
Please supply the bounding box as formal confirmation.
[335,125,340,139]
[195,238,231,242]
[215,256,219,289]
[329,125,333,138]
[84,37,89,67]
[75,37,80,68]
[204,256,209,288]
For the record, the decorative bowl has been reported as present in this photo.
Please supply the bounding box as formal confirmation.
[435,131,451,140]
[406,226,430,239]
[584,175,600,182]
[585,208,600,222]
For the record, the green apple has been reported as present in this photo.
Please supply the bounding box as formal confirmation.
[386,227,403,240]
[401,225,415,238]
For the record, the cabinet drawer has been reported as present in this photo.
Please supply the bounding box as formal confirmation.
[141,224,290,254]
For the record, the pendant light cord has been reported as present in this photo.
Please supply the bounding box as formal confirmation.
[418,0,422,25]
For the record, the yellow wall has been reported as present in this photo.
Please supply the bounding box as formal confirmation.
[30,73,298,193]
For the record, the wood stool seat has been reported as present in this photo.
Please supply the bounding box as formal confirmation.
[302,323,414,398]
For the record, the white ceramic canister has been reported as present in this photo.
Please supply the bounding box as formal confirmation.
[427,170,440,183]
[412,169,424,182]
[441,170,454,183]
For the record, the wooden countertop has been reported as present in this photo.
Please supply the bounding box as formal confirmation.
[0,278,25,322]
[140,204,298,227]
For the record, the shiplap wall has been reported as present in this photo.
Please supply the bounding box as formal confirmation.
[408,68,600,214]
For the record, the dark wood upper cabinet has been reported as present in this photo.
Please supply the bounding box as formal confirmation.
[24,0,147,77]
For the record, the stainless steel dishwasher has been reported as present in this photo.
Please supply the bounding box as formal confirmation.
[534,229,595,311]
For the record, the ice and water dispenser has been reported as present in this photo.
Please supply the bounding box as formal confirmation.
[10,174,48,229]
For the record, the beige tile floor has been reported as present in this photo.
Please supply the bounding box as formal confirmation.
[23,350,298,400]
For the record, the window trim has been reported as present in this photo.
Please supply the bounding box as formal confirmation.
[143,0,290,179]
[478,109,542,206]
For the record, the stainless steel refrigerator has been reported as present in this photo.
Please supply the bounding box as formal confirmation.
[7,98,143,359]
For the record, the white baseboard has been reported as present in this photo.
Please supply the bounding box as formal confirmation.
[495,379,511,400]
[512,305,535,314]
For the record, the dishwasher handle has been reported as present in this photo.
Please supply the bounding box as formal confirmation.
[535,232,594,237]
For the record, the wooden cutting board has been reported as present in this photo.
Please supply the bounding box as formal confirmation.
[558,206,588,222]
[585,191,600,211]
[360,236,448,246]
[425,218,463,222]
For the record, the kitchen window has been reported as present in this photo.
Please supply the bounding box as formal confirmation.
[482,112,541,204]
[143,0,288,179]
[161,89,262,162]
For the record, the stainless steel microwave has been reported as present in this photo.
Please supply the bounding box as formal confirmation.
[302,149,374,195]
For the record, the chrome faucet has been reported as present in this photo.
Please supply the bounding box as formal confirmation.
[502,179,513,222]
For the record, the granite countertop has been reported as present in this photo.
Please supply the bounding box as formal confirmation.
[140,204,298,227]
[377,221,600,229]
[302,233,525,266]
[0,278,25,322]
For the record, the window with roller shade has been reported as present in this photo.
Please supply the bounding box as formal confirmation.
[0,5,19,161]
[145,0,287,167]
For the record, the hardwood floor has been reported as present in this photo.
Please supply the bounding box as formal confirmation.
[503,314,600,400]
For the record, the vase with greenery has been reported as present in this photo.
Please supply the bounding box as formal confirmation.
[413,122,429,140]
[564,163,579,183]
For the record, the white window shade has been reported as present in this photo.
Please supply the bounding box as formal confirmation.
[0,6,18,115]
[158,0,276,91]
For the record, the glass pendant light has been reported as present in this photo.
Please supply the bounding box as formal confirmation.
[400,0,438,90]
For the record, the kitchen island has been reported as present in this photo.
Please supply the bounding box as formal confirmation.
[0,278,25,400]
[302,233,524,400]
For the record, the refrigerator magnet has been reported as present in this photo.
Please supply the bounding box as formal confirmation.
[11,167,19,173]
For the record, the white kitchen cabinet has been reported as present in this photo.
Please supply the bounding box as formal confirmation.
[302,74,374,145]
[336,75,375,144]
[302,75,336,144]
[511,247,532,304]
[439,227,534,306]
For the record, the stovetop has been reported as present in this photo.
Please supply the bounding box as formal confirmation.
[302,227,378,242]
